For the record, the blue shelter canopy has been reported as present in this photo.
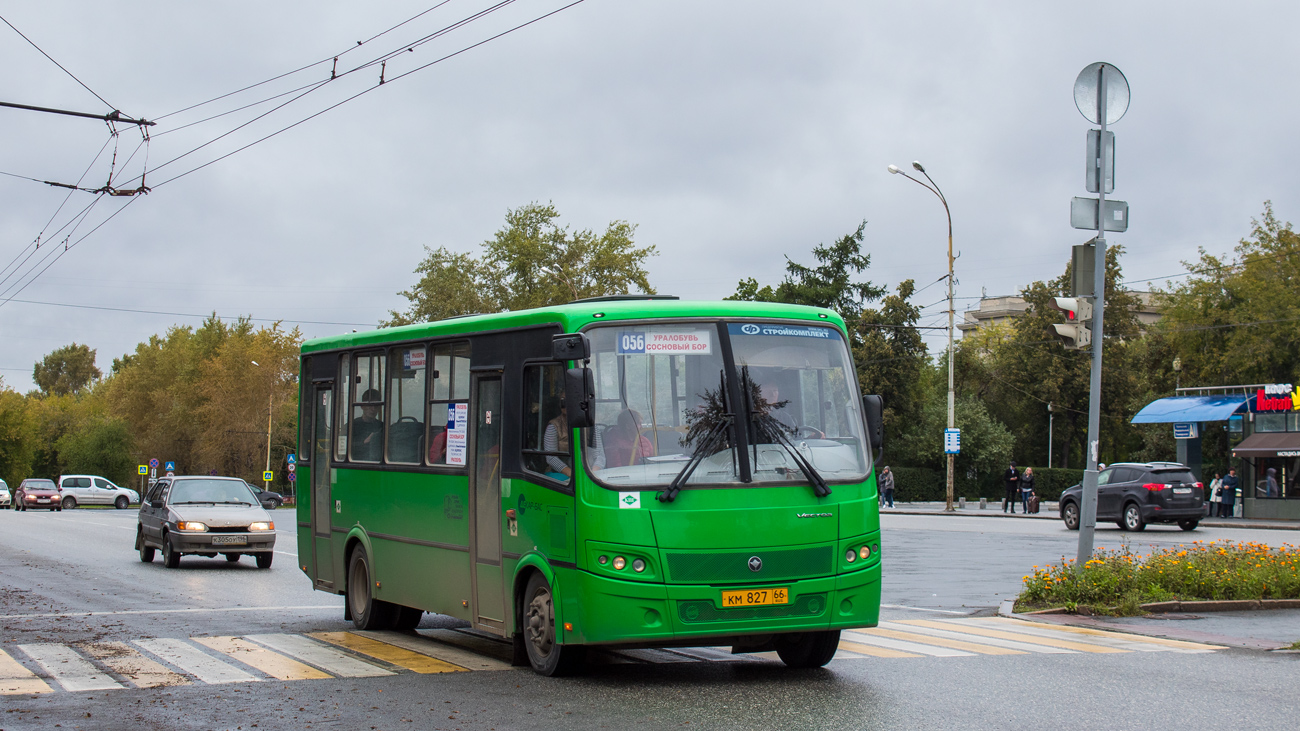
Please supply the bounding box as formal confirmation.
[1130,395,1248,424]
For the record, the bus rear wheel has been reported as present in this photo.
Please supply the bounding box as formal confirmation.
[522,572,585,676]
[775,630,841,668]
[347,546,396,630]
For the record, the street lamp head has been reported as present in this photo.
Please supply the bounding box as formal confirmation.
[911,161,925,173]
[887,164,901,174]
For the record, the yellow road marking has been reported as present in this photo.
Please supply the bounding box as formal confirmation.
[80,642,189,688]
[982,617,1224,650]
[857,627,1024,655]
[897,620,1126,653]
[0,648,53,695]
[311,632,466,674]
[837,640,922,658]
[194,637,330,681]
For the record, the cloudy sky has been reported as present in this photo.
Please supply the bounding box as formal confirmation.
[1,1,1295,391]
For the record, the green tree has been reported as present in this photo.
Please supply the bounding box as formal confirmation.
[729,221,885,327]
[33,343,102,396]
[0,379,36,487]
[856,279,929,442]
[387,202,656,325]
[55,416,134,486]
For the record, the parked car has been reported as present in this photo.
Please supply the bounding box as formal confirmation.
[247,484,284,510]
[136,476,276,569]
[57,475,140,510]
[1059,461,1205,532]
[0,479,10,508]
[15,478,62,512]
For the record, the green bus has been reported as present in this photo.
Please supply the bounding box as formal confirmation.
[296,296,884,675]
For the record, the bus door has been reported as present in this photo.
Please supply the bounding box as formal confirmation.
[469,372,506,632]
[311,385,335,588]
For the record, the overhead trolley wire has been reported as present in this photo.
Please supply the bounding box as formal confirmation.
[0,13,116,110]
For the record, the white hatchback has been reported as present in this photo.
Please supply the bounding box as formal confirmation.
[0,479,9,508]
[57,475,140,510]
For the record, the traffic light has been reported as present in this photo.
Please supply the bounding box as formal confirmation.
[1049,297,1093,350]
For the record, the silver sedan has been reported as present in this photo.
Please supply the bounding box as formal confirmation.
[135,476,277,568]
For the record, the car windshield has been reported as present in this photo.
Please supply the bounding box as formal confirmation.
[169,479,258,505]
[25,480,55,490]
[581,321,869,489]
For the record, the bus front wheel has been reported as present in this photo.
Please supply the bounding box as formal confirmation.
[776,630,841,668]
[522,572,585,676]
[347,546,396,630]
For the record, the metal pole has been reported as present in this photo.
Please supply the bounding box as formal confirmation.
[265,392,273,489]
[945,214,955,512]
[1048,403,1054,469]
[1076,65,1109,566]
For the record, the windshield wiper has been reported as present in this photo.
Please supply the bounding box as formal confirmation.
[740,366,830,498]
[658,415,732,504]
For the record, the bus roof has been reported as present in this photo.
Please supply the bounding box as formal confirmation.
[301,298,845,353]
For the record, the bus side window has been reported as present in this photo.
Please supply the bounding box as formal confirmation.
[350,352,386,463]
[387,346,426,465]
[521,364,571,483]
[427,341,470,467]
[335,354,351,461]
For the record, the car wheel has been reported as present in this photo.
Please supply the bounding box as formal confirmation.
[1122,503,1146,532]
[347,546,395,630]
[522,572,585,676]
[255,552,273,569]
[1062,501,1080,531]
[225,553,241,563]
[1178,519,1199,531]
[162,536,181,568]
[775,630,842,668]
[62,496,76,510]
[115,496,129,510]
[138,528,155,563]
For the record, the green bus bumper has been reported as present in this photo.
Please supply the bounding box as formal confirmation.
[558,562,880,647]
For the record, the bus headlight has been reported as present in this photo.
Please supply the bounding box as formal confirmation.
[612,556,626,570]
[845,549,856,563]
[632,558,646,573]
[859,545,871,560]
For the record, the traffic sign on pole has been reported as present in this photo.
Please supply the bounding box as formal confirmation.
[137,465,148,475]
[149,458,159,468]
[287,463,296,473]
[263,470,274,482]
[287,454,297,465]
[164,461,176,472]
[943,429,961,455]
[287,472,297,482]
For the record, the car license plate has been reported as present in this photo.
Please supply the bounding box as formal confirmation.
[720,587,789,608]
[212,535,247,545]
[1173,487,1192,495]
[37,498,50,502]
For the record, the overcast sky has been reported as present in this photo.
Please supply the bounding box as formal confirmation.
[1,1,1295,392]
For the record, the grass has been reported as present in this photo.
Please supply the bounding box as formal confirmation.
[1015,540,1300,616]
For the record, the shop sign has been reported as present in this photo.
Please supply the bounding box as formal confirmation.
[1254,383,1299,412]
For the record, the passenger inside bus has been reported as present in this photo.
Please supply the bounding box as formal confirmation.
[602,409,654,468]
[351,389,384,462]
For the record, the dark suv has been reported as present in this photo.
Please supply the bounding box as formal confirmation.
[1059,462,1204,532]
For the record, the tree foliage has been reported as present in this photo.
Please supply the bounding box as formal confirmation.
[0,379,36,487]
[856,279,929,442]
[387,202,657,325]
[33,342,101,397]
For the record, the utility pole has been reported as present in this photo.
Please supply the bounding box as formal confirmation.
[265,392,274,491]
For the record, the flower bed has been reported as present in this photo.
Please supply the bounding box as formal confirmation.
[1016,540,1300,616]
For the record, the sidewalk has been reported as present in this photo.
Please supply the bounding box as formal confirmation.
[883,501,1300,530]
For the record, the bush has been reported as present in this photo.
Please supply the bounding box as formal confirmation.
[1016,540,1300,615]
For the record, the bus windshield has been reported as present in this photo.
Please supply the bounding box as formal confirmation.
[582,321,869,489]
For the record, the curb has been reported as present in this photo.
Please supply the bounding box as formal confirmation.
[885,507,1300,531]
[1013,598,1300,616]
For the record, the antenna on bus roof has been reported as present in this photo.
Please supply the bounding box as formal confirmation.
[570,294,679,304]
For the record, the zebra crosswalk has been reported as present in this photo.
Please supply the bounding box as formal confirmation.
[0,618,1223,694]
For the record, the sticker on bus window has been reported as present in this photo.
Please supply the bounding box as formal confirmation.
[727,323,838,340]
[446,403,469,466]
[619,330,712,355]
[404,350,426,369]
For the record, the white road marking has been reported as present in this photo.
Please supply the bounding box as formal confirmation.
[880,604,970,615]
[841,630,975,657]
[134,638,260,684]
[877,621,1074,654]
[245,634,395,677]
[0,604,339,621]
[18,644,125,692]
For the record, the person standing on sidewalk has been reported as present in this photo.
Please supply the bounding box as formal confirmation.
[1003,462,1020,513]
[1020,467,1036,512]
[1207,472,1222,517]
[879,465,895,509]
[1220,468,1239,518]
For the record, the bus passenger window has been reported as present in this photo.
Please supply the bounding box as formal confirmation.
[336,354,351,461]
[427,341,470,467]
[387,347,426,464]
[522,364,572,483]
[350,352,386,463]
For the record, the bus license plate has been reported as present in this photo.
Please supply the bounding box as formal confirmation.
[721,587,789,608]
[212,535,247,545]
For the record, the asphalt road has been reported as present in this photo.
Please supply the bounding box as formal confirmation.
[1,507,1296,731]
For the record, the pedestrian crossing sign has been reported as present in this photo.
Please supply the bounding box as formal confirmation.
[137,465,147,475]
[263,470,274,482]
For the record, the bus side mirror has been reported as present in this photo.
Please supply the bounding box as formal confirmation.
[552,333,590,362]
[565,367,596,429]
[862,394,884,456]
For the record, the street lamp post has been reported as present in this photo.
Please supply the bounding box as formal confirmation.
[252,360,272,490]
[889,161,957,512]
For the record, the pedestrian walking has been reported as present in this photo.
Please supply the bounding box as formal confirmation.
[1020,467,1036,513]
[1265,467,1280,498]
[879,465,895,508]
[1207,472,1222,517]
[1220,468,1238,518]
[1003,462,1020,514]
